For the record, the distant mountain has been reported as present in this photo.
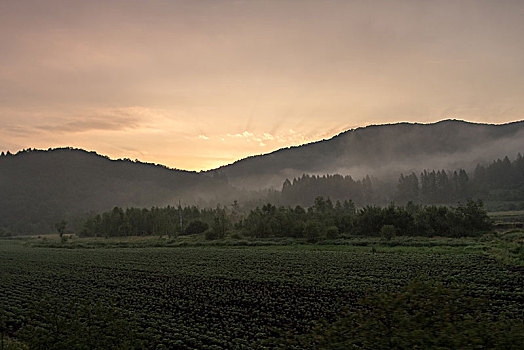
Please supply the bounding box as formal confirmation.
[211,120,524,188]
[2,120,524,234]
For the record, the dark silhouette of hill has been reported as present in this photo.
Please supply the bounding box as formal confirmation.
[2,120,524,234]
[211,120,524,188]
[0,148,231,234]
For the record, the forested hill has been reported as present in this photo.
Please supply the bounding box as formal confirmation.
[211,120,524,188]
[0,148,234,234]
[2,120,524,235]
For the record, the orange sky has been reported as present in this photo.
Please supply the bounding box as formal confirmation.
[1,0,524,170]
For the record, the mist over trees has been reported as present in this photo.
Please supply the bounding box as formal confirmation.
[281,174,380,207]
[0,127,523,235]
[0,148,522,236]
[280,154,524,209]
[215,119,524,189]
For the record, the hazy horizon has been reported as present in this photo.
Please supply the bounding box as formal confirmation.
[2,0,524,170]
[4,118,523,174]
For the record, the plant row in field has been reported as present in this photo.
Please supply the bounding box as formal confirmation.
[1,243,522,348]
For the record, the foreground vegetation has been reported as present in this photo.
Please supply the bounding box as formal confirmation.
[1,236,523,349]
[26,233,524,268]
[287,280,524,349]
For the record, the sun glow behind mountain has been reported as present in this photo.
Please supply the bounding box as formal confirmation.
[1,0,524,170]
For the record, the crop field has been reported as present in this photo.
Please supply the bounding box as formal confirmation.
[1,240,523,349]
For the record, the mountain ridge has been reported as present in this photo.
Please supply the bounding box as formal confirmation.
[211,119,524,170]
[2,119,524,234]
[3,119,523,175]
[209,119,524,188]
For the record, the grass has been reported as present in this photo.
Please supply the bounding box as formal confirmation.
[489,209,524,217]
[11,231,523,266]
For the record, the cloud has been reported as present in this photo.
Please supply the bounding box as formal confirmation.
[2,1,524,170]
[262,133,274,140]
[36,115,141,133]
[21,106,168,134]
[221,128,342,149]
[226,131,254,138]
[3,125,33,137]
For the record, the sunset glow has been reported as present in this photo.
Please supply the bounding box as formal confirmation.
[2,0,524,170]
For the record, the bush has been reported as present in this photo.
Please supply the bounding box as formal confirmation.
[380,225,397,241]
[184,220,209,235]
[0,228,12,237]
[204,229,217,240]
[230,233,243,240]
[326,226,339,239]
[288,280,524,349]
[304,220,322,243]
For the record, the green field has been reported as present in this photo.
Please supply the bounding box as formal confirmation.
[1,238,523,349]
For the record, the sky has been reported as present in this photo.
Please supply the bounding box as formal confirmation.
[1,0,524,171]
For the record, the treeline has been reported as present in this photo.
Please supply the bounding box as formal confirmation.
[2,149,522,235]
[397,169,470,204]
[280,154,524,207]
[80,205,232,239]
[281,175,380,207]
[280,171,470,207]
[398,155,524,204]
[475,155,524,189]
[80,198,492,240]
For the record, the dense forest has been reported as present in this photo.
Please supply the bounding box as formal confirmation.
[79,198,492,240]
[280,154,524,208]
[0,148,523,235]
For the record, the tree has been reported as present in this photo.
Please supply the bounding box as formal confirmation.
[230,200,241,225]
[355,206,384,236]
[326,226,339,239]
[380,224,396,241]
[453,200,492,236]
[211,208,230,239]
[304,220,322,243]
[397,173,419,203]
[55,220,67,238]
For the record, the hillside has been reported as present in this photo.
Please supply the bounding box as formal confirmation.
[0,148,232,234]
[212,120,524,188]
[2,120,524,234]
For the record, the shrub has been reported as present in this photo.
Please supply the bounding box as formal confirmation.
[288,280,524,349]
[230,233,242,240]
[326,226,339,239]
[380,225,397,241]
[204,229,217,240]
[184,220,209,235]
[304,220,322,243]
